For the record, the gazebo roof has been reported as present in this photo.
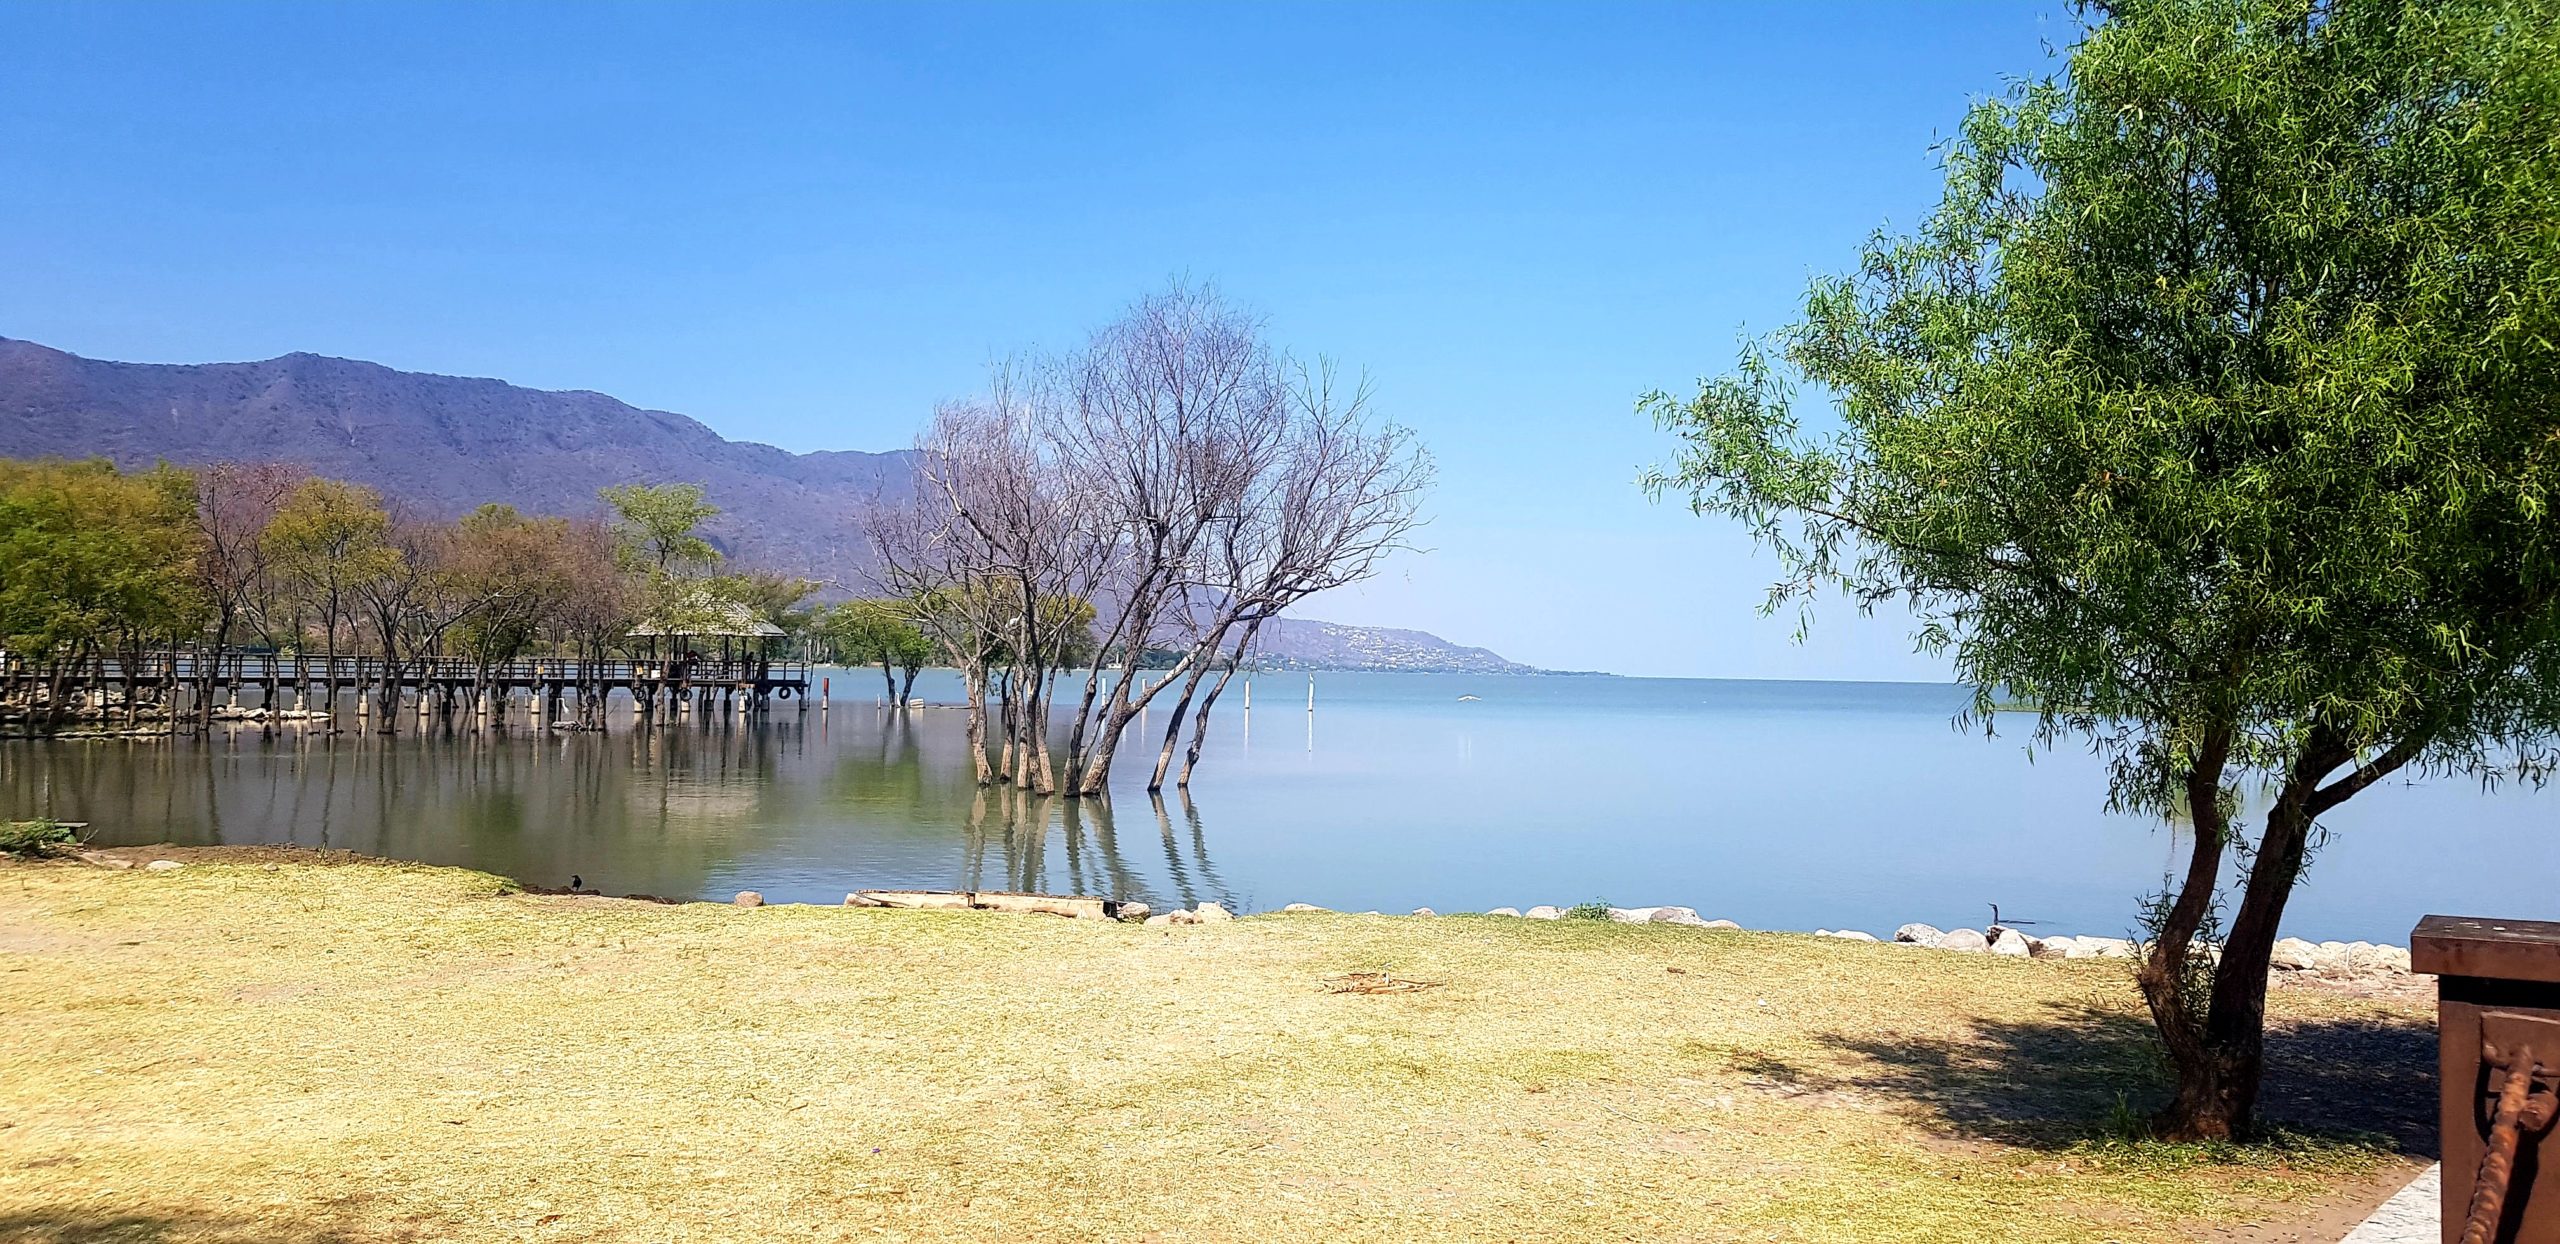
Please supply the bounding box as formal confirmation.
[627,593,785,639]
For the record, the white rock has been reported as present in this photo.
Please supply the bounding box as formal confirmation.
[2076,936,2137,959]
[1701,919,1742,931]
[1938,928,1990,953]
[1143,912,1178,927]
[1989,927,2034,957]
[1523,905,1564,920]
[1279,902,1331,913]
[1409,907,1437,917]
[1648,906,1706,926]
[732,890,763,907]
[143,859,185,872]
[2270,937,2321,971]
[1115,902,1151,923]
[1485,907,1521,918]
[1607,907,1659,923]
[2030,936,2077,960]
[1894,923,1945,947]
[1826,929,1879,943]
[1192,902,1234,924]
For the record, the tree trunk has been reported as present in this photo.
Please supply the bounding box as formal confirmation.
[962,666,993,784]
[2137,720,2235,1138]
[2145,725,2348,1140]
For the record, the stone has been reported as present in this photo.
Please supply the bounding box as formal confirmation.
[77,851,132,870]
[1607,907,1660,923]
[1485,907,1521,918]
[1894,923,1945,947]
[1409,907,1437,917]
[2078,936,2137,958]
[1825,929,1879,943]
[1648,906,1706,926]
[1192,902,1234,924]
[732,890,764,907]
[1143,912,1177,927]
[1116,902,1151,923]
[143,859,185,872]
[1988,927,2034,957]
[2030,936,2076,960]
[1938,928,1990,953]
[1279,902,1331,913]
[2269,936,2321,971]
[1523,905,1564,920]
[1701,919,1742,931]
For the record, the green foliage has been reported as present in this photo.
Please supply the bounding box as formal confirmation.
[599,482,720,575]
[264,477,398,648]
[1644,0,2560,815]
[1562,901,1614,922]
[824,599,934,670]
[0,459,208,658]
[1643,0,2560,1133]
[0,818,78,856]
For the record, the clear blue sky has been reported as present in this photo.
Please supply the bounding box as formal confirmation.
[1,1,2074,679]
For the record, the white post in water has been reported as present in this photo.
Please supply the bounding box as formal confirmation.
[1307,673,1315,713]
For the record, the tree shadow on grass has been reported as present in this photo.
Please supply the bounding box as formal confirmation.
[0,1209,365,1244]
[1736,1002,2437,1158]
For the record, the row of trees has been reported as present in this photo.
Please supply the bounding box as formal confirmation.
[1648,0,2560,1138]
[0,461,826,733]
[870,283,1431,797]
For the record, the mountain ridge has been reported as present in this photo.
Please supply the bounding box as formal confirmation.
[0,335,1545,674]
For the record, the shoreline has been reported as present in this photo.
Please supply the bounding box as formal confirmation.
[0,845,2437,1242]
[55,842,2424,988]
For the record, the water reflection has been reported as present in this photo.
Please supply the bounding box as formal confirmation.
[4,672,2550,941]
[0,706,1236,910]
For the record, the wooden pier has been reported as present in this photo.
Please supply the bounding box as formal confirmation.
[1,650,815,734]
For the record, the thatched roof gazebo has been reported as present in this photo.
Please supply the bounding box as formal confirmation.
[628,593,784,670]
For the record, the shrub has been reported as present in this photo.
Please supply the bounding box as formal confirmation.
[0,819,78,857]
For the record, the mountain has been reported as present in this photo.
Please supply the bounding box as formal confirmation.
[0,336,911,586]
[0,336,1549,674]
[1255,619,1535,674]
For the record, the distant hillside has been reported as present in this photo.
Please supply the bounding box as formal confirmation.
[0,336,1553,674]
[1256,619,1536,674]
[0,336,911,587]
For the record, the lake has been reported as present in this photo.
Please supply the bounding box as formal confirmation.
[4,670,2548,943]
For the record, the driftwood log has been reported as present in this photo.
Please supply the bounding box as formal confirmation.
[848,890,1116,921]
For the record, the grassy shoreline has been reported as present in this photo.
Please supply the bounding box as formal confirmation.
[0,847,2432,1242]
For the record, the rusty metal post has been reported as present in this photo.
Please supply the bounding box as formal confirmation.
[2414,916,2560,1243]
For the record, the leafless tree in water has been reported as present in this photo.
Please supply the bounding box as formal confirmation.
[867,282,1430,797]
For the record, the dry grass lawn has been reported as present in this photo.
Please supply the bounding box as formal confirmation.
[0,851,2435,1243]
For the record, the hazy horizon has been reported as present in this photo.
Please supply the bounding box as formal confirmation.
[0,1,2079,679]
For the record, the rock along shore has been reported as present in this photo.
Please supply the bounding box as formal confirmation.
[57,848,2417,981]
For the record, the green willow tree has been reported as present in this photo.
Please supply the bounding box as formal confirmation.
[1644,0,2560,1139]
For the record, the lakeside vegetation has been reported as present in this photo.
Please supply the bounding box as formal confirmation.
[0,459,962,735]
[1647,0,2560,1139]
[0,853,2429,1243]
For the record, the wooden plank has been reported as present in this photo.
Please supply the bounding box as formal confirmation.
[971,892,1109,921]
[2413,914,2560,984]
[849,890,974,911]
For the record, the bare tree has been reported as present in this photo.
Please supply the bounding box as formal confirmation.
[190,462,303,727]
[875,282,1431,797]
[1147,363,1430,789]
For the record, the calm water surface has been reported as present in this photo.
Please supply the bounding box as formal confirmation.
[4,671,2549,943]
